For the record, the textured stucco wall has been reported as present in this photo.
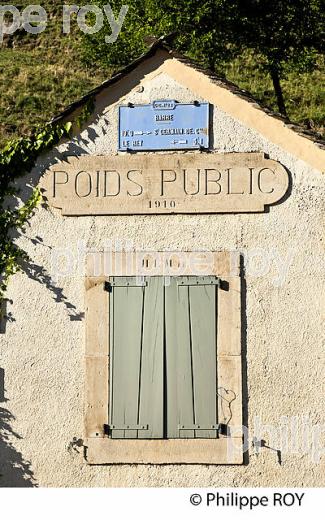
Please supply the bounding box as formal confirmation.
[0,70,324,487]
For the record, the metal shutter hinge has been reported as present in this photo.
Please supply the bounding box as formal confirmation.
[105,424,149,432]
[178,424,220,431]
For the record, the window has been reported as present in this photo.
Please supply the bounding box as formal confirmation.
[85,252,243,464]
[108,276,220,440]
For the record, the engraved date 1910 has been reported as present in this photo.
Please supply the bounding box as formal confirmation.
[148,200,176,209]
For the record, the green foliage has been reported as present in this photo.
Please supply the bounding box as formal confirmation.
[0,1,109,150]
[0,95,96,312]
[232,0,324,74]
[82,0,324,70]
[81,0,324,115]
[82,0,151,67]
[223,51,324,133]
[0,121,72,314]
[76,98,96,129]
[82,0,236,69]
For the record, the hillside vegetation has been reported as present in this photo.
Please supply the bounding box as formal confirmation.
[0,1,323,149]
[0,1,108,149]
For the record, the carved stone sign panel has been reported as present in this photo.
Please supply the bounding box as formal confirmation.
[42,153,289,215]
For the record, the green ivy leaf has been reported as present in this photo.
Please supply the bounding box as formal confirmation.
[0,112,93,317]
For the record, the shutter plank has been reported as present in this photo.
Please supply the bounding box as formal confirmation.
[189,281,218,439]
[138,277,164,438]
[165,276,218,439]
[165,277,195,438]
[110,277,144,439]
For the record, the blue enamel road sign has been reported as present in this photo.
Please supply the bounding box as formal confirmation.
[118,100,210,151]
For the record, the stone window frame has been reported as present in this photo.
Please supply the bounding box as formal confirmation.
[84,250,243,464]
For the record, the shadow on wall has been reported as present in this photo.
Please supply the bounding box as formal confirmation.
[0,368,37,487]
[1,120,101,328]
[20,257,85,322]
[0,122,96,479]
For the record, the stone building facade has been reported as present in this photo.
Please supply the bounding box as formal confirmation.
[0,42,324,487]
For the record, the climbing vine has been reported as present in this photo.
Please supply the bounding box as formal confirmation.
[0,98,95,317]
[0,122,72,314]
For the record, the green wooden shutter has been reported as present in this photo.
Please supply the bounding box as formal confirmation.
[165,276,219,439]
[109,276,164,439]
